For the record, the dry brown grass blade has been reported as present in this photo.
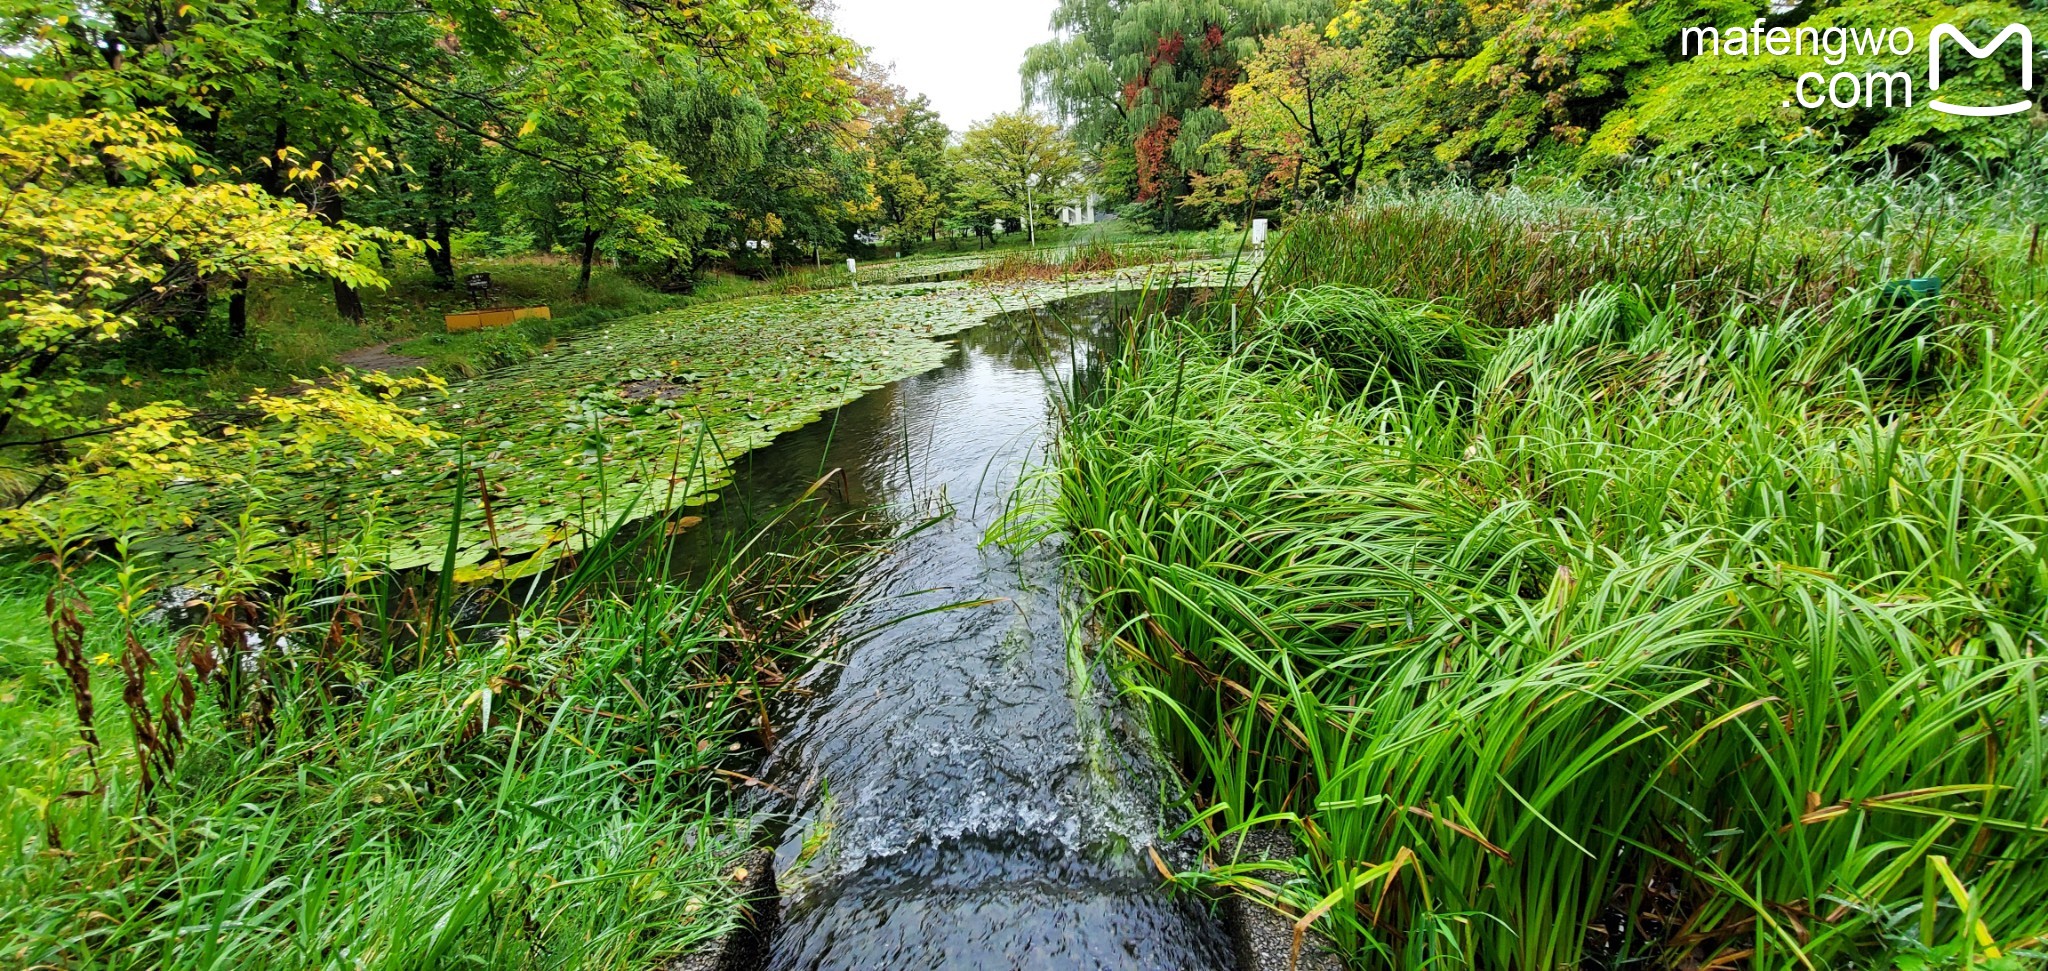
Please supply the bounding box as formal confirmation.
[711,768,795,799]
[1405,806,1511,862]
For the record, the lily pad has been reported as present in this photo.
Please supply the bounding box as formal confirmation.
[122,259,1254,577]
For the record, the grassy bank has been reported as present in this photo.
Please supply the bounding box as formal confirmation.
[44,224,1217,435]
[53,258,684,423]
[1050,183,2048,968]
[0,486,874,969]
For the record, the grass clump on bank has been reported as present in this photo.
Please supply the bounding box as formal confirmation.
[0,490,873,969]
[1051,187,2048,968]
[967,232,1246,284]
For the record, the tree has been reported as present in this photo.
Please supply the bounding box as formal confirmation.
[1577,0,2048,168]
[495,32,693,296]
[952,114,1082,238]
[0,0,872,453]
[1192,23,1380,215]
[0,110,411,442]
[721,93,876,266]
[1312,0,2048,177]
[634,73,771,281]
[478,0,856,292]
[5,0,395,328]
[856,67,956,248]
[1023,0,1334,228]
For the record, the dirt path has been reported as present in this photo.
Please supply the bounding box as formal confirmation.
[336,341,432,375]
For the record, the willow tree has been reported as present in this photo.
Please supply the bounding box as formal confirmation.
[1022,0,1332,229]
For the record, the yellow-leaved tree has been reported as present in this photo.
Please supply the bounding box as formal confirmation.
[0,109,418,440]
[0,108,448,782]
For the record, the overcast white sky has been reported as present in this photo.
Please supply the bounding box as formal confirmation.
[828,0,1064,133]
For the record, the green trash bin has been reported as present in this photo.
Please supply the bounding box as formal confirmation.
[1880,275,1942,310]
[1874,275,1944,383]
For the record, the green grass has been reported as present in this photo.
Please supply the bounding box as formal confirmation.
[1261,161,2044,334]
[1045,180,2048,969]
[0,477,876,969]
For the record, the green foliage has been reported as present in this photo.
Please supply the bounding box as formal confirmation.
[1317,0,2047,177]
[1024,0,1335,225]
[1590,0,2048,168]
[1191,24,1382,213]
[1044,181,2048,970]
[858,69,957,250]
[0,486,878,969]
[1163,0,2048,199]
[0,108,411,440]
[0,0,873,450]
[952,113,1084,235]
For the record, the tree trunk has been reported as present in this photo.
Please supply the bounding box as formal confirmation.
[332,277,364,324]
[313,163,365,323]
[426,156,456,287]
[428,216,455,287]
[167,278,210,341]
[575,229,600,297]
[228,275,250,340]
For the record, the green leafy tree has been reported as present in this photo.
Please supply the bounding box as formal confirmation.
[720,100,876,265]
[1193,23,1381,214]
[1316,0,2047,177]
[635,73,772,280]
[856,66,957,248]
[480,0,856,291]
[495,31,691,295]
[6,0,396,327]
[952,113,1083,238]
[0,110,411,442]
[1583,0,2048,168]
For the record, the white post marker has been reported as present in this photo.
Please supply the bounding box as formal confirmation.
[1026,173,1042,247]
[847,257,858,289]
[1251,218,1270,252]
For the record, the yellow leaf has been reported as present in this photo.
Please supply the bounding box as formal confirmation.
[519,117,538,137]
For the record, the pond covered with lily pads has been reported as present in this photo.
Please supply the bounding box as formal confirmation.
[129,261,1247,577]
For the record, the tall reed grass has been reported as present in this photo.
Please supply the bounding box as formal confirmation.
[1051,188,2048,969]
[0,469,881,968]
[1266,163,2037,332]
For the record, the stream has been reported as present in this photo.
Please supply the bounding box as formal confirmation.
[678,290,1235,970]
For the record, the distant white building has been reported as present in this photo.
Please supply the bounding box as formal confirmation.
[1059,193,1107,226]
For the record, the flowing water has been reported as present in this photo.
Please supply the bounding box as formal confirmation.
[679,290,1234,970]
